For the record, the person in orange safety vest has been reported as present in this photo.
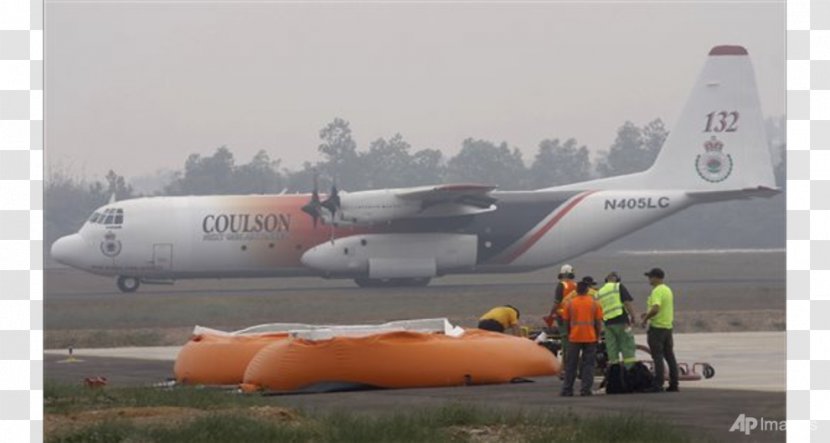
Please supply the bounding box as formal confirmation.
[544,264,576,329]
[559,280,604,397]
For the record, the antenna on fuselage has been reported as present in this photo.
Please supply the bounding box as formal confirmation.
[108,192,116,204]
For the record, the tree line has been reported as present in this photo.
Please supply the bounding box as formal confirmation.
[45,116,786,250]
[163,117,668,194]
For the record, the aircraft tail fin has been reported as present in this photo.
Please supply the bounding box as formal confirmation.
[641,45,777,191]
[550,45,777,193]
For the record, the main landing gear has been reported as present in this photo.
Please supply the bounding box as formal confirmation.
[354,277,432,288]
[117,276,141,293]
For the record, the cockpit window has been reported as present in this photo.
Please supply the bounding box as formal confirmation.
[88,208,125,226]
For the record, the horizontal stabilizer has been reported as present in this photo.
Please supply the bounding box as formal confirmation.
[687,186,781,202]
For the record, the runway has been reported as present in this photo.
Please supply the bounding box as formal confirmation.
[45,250,784,337]
[46,249,784,299]
[44,278,784,301]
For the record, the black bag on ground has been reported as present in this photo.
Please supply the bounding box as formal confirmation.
[604,363,631,394]
[626,362,655,392]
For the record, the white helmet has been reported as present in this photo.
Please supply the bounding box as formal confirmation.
[560,264,574,274]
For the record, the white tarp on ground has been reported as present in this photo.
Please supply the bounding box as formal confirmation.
[193,318,458,340]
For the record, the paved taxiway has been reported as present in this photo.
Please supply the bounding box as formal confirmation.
[45,250,786,441]
[45,251,784,338]
[44,335,785,443]
[45,331,785,392]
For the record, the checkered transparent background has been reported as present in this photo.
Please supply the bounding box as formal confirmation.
[0,0,42,441]
[787,0,830,441]
[0,0,825,442]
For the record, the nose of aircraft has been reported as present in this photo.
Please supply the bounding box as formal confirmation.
[50,234,87,267]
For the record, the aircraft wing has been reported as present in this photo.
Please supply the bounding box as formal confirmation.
[396,184,498,208]
[394,184,498,217]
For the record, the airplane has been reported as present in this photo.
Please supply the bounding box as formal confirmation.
[51,45,779,293]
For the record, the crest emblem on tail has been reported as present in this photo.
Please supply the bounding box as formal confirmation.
[695,136,733,183]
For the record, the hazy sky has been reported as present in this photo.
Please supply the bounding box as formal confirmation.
[46,0,784,180]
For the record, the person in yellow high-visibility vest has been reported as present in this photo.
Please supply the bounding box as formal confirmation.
[640,267,679,393]
[595,272,638,368]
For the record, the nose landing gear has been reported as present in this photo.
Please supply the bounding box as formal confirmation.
[117,276,140,293]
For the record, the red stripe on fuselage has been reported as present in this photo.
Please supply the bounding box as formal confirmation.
[436,184,495,192]
[499,191,596,264]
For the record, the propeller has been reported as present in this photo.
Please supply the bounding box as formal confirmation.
[320,182,341,244]
[300,171,322,228]
[321,184,341,217]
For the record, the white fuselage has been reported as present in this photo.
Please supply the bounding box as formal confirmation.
[51,189,695,282]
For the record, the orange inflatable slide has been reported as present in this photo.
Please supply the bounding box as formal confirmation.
[174,320,560,392]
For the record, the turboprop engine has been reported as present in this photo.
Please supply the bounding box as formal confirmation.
[323,190,423,226]
[302,181,497,229]
[300,233,478,278]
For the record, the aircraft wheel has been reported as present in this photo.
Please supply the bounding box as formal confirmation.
[702,364,716,379]
[117,276,140,293]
